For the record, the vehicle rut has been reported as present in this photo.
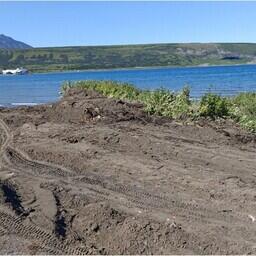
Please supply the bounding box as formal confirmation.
[0,210,88,254]
[3,147,74,178]
[0,118,88,253]
[0,117,11,157]
[76,172,240,226]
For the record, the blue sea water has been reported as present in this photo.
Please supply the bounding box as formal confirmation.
[0,64,256,106]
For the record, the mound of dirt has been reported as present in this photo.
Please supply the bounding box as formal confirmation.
[0,88,255,254]
[42,88,151,125]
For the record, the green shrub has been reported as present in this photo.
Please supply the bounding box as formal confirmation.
[140,88,176,116]
[141,86,191,119]
[230,92,256,132]
[232,92,256,116]
[238,115,256,132]
[199,93,230,118]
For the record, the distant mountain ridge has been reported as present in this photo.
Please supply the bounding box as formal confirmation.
[0,34,32,49]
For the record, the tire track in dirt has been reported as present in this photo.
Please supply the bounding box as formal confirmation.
[0,117,11,159]
[0,117,75,179]
[0,133,5,151]
[0,226,7,237]
[0,117,249,247]
[0,118,88,253]
[1,116,218,227]
[38,172,236,228]
[75,173,238,226]
[0,210,88,254]
[3,147,74,178]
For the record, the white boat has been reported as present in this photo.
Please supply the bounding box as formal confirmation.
[2,67,28,75]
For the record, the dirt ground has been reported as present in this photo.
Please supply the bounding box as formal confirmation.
[0,88,255,254]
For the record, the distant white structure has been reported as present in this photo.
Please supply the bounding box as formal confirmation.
[2,67,28,75]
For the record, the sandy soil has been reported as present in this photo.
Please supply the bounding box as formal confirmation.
[0,88,255,254]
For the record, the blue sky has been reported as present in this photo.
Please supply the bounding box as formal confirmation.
[1,1,256,47]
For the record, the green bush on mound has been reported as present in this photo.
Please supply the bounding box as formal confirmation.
[140,87,191,119]
[62,80,256,132]
[199,93,230,118]
[230,92,256,132]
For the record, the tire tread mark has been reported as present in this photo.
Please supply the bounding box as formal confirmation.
[78,173,236,224]
[4,147,74,178]
[0,210,87,254]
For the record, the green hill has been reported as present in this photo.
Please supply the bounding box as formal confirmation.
[1,43,256,73]
[0,34,32,50]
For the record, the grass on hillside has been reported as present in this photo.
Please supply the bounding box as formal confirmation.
[62,80,256,132]
[1,43,255,73]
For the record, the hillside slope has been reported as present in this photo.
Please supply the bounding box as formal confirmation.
[0,34,32,50]
[1,43,256,72]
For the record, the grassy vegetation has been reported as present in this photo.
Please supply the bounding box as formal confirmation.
[62,80,256,132]
[1,43,256,73]
[199,93,229,118]
[230,93,256,132]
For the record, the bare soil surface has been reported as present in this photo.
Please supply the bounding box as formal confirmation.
[0,88,255,254]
